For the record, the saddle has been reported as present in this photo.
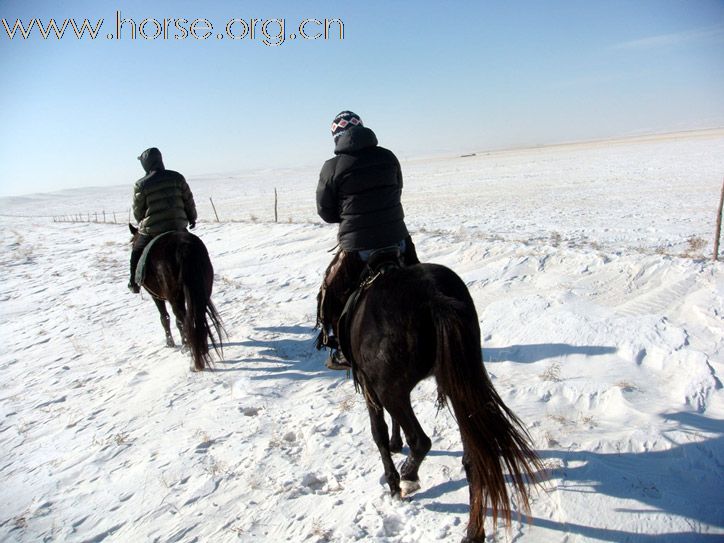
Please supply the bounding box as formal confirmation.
[337,246,403,374]
[134,231,173,286]
[366,246,403,275]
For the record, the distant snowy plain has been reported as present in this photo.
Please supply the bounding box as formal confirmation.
[1,129,723,542]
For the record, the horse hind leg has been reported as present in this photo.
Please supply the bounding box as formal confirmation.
[153,298,175,347]
[461,450,486,543]
[364,391,401,497]
[386,399,431,497]
[389,417,403,454]
[169,294,187,347]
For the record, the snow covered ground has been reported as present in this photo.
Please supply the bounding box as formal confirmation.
[1,129,723,542]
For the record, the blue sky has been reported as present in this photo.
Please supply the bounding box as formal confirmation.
[1,0,723,197]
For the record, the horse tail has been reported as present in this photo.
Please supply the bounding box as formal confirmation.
[178,237,224,370]
[432,294,542,535]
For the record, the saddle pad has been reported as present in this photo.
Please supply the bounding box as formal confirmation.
[135,231,174,285]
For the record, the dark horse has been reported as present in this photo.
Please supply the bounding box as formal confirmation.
[129,224,224,371]
[342,262,543,542]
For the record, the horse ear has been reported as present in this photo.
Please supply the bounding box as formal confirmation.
[128,223,138,235]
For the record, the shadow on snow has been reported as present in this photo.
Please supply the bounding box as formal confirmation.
[484,343,617,364]
[531,412,723,541]
[212,325,338,379]
[418,411,722,541]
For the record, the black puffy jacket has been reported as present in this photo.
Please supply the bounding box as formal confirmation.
[316,126,408,251]
[132,148,197,236]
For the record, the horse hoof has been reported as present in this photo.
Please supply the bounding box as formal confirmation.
[400,479,420,497]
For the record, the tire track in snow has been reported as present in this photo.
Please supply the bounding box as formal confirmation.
[614,276,697,317]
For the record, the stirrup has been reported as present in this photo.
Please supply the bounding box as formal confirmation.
[326,350,350,371]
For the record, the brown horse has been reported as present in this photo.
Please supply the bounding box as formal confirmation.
[342,261,543,542]
[129,224,224,370]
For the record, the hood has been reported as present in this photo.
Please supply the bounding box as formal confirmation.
[138,147,165,173]
[334,126,378,155]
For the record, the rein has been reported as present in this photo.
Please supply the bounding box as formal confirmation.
[143,286,165,300]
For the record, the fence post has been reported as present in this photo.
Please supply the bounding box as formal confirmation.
[210,196,220,222]
[274,188,278,223]
[714,177,724,261]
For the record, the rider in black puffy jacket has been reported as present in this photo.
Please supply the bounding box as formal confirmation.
[316,111,419,369]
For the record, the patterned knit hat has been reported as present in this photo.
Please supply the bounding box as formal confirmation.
[331,111,363,140]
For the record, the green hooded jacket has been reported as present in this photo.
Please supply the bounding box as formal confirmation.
[132,148,197,236]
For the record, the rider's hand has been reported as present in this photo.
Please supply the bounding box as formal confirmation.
[189,222,196,229]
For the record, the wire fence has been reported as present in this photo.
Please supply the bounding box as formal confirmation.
[52,210,128,223]
[46,190,303,225]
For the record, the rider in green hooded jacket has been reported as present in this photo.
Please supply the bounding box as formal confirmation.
[128,147,197,293]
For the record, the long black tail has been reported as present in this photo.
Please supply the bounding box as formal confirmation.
[178,238,225,370]
[432,294,543,537]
